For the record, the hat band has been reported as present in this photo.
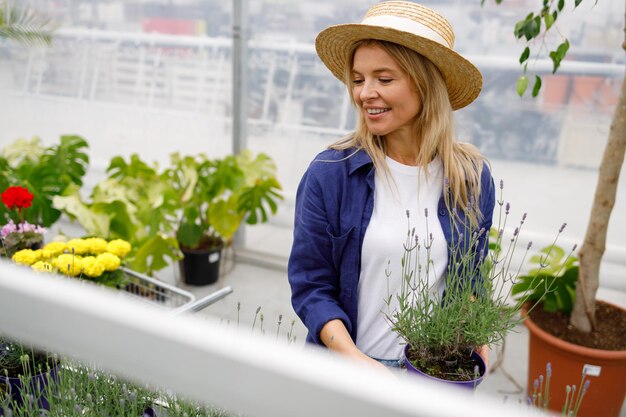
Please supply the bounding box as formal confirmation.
[360,15,451,49]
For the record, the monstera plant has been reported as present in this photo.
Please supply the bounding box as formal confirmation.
[165,150,283,252]
[0,136,89,228]
[163,150,283,285]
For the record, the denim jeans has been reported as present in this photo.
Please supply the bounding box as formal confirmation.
[372,357,404,369]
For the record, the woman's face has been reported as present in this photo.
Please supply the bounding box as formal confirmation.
[351,43,421,141]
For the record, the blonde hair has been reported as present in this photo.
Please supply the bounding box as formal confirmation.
[330,40,485,226]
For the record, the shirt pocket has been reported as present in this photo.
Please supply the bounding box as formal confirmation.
[325,224,355,274]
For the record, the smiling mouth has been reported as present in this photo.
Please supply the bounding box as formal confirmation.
[366,108,390,115]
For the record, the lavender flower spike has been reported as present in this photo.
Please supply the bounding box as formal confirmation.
[505,202,510,214]
[424,208,429,218]
[559,223,567,233]
[546,362,552,377]
[500,179,504,190]
[582,379,591,394]
[527,241,533,250]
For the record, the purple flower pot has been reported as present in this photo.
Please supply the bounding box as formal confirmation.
[0,362,59,413]
[143,406,157,417]
[403,345,486,389]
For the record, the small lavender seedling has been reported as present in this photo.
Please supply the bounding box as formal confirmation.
[562,385,573,416]
[287,319,296,344]
[542,362,552,408]
[569,368,591,417]
[276,314,283,340]
[259,313,265,335]
[251,306,261,334]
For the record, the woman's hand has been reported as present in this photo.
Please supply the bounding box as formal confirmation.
[475,344,490,372]
[320,319,390,373]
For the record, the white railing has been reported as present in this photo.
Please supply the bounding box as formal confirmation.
[6,28,623,132]
[0,261,536,417]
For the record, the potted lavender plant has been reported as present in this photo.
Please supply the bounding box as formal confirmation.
[386,184,569,388]
[1,356,230,417]
[0,336,59,413]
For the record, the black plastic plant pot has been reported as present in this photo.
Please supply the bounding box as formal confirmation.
[179,245,223,286]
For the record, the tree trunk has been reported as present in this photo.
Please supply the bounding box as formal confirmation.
[570,18,626,332]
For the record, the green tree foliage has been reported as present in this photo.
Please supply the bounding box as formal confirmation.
[482,0,594,97]
[0,1,57,46]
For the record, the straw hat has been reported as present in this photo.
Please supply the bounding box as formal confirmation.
[315,1,482,110]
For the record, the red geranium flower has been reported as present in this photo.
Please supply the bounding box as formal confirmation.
[1,186,34,210]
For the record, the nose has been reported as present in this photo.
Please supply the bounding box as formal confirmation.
[359,80,378,102]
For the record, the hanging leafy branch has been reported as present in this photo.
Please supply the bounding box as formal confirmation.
[483,0,595,97]
[0,1,57,46]
[483,0,626,334]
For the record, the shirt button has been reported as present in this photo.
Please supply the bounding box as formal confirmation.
[439,209,447,216]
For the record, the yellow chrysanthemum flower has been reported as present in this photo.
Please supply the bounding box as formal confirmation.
[42,241,67,258]
[107,239,131,258]
[85,237,108,254]
[81,256,106,278]
[31,261,54,273]
[67,239,89,256]
[12,249,39,266]
[96,252,121,271]
[55,254,83,277]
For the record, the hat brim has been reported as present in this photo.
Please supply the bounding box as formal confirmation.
[315,23,482,110]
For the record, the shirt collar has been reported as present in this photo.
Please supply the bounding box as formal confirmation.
[347,148,373,175]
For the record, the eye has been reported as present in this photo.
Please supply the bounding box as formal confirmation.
[379,78,393,84]
[352,79,364,86]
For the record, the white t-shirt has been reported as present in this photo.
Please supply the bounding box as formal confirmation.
[356,155,447,360]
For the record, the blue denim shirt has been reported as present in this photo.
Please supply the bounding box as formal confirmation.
[288,148,495,346]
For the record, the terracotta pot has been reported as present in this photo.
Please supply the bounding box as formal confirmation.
[542,75,571,107]
[524,303,626,417]
[571,76,603,106]
[403,345,486,389]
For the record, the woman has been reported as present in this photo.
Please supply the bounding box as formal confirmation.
[288,1,495,370]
